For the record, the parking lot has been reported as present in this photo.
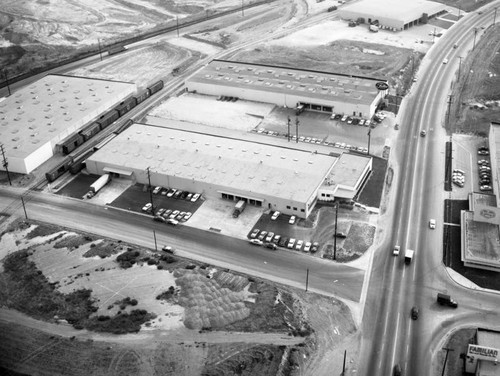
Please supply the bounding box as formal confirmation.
[257,107,395,157]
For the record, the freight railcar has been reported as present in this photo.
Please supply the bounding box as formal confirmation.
[115,97,137,117]
[134,89,151,105]
[96,110,120,130]
[59,133,85,155]
[147,80,164,95]
[45,156,73,182]
[80,122,102,142]
[69,150,94,174]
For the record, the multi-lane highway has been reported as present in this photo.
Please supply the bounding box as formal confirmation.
[359,4,500,376]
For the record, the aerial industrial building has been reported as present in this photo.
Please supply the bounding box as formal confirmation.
[0,74,136,174]
[186,60,387,120]
[338,0,447,31]
[85,123,372,218]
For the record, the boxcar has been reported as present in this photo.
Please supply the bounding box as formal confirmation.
[45,157,73,182]
[97,110,120,129]
[60,133,85,155]
[115,97,137,117]
[134,89,151,105]
[69,150,94,174]
[80,122,101,142]
[147,80,164,95]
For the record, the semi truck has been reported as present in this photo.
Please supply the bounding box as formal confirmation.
[232,200,247,218]
[437,293,458,308]
[405,249,414,264]
[86,174,110,198]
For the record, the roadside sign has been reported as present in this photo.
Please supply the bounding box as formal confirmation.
[375,82,389,90]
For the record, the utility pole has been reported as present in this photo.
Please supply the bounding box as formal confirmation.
[494,7,498,24]
[146,167,155,215]
[3,70,11,96]
[473,28,478,49]
[98,39,103,61]
[367,128,372,155]
[241,0,244,16]
[446,95,453,128]
[432,27,436,43]
[305,268,309,292]
[441,348,454,376]
[20,196,28,219]
[295,117,299,143]
[153,230,158,252]
[0,144,12,186]
[342,350,347,374]
[333,202,338,260]
[176,16,179,37]
[287,116,291,142]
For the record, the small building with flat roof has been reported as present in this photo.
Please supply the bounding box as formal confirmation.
[0,74,136,174]
[186,60,387,120]
[460,193,500,272]
[85,123,372,218]
[339,0,447,31]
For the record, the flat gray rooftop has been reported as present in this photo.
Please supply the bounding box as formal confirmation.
[0,74,136,159]
[188,60,385,106]
[88,123,337,202]
[463,211,500,269]
[325,153,371,192]
[340,0,447,23]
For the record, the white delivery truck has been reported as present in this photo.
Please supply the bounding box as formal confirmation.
[405,249,414,264]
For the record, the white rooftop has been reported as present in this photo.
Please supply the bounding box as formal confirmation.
[341,0,447,23]
[88,123,337,202]
[188,60,385,106]
[0,74,136,159]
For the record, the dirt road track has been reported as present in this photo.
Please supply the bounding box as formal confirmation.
[0,308,305,346]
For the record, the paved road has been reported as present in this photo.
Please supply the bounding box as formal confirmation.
[0,188,364,303]
[359,4,500,376]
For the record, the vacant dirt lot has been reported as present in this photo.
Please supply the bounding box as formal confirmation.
[0,219,359,375]
[449,24,500,136]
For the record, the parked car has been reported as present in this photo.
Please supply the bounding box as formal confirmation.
[180,191,189,199]
[352,118,359,125]
[480,185,492,191]
[169,210,180,219]
[265,242,277,250]
[163,209,173,218]
[186,193,193,201]
[271,211,281,220]
[477,159,489,165]
[295,240,304,251]
[173,190,182,198]
[420,130,427,137]
[334,114,342,120]
[303,242,312,252]
[250,228,260,239]
[287,238,296,249]
[478,149,490,155]
[160,188,168,196]
[166,218,179,226]
[167,189,176,198]
[346,117,353,124]
[153,215,165,223]
[341,115,348,122]
[330,113,337,120]
[153,186,162,194]
[358,119,365,126]
[249,239,263,246]
[258,231,268,241]
[273,234,281,244]
[162,245,175,254]
[480,179,491,185]
[176,211,186,220]
[265,232,275,243]
[289,215,297,225]
[191,193,201,202]
[411,306,419,320]
[279,237,289,248]
[311,242,319,253]
[335,232,347,238]
[142,203,152,212]
[156,208,166,216]
[183,212,192,221]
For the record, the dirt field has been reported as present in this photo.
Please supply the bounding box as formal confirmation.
[449,24,500,136]
[0,219,359,375]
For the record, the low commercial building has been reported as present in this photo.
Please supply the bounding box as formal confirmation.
[186,59,387,120]
[339,0,447,31]
[489,122,500,204]
[465,328,500,376]
[0,74,136,174]
[85,123,372,218]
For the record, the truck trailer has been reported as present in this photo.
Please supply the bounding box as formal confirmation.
[405,249,414,264]
[437,293,458,308]
[232,200,247,218]
[90,174,111,194]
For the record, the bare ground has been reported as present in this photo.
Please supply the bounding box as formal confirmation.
[449,24,500,136]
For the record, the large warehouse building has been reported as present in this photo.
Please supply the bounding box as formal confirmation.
[338,0,447,31]
[186,60,387,120]
[0,75,136,174]
[85,123,372,218]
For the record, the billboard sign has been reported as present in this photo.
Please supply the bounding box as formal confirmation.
[375,82,389,91]
[467,344,499,361]
[473,204,500,225]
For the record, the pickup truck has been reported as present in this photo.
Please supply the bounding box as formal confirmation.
[437,293,458,308]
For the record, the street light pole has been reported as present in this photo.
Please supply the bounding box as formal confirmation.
[441,348,454,376]
[241,0,244,16]
[333,202,338,260]
[295,117,299,143]
[287,116,291,142]
[3,70,11,96]
[0,144,12,186]
[98,39,103,61]
[146,167,155,215]
[458,56,463,80]
[473,28,478,49]
[367,129,371,155]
